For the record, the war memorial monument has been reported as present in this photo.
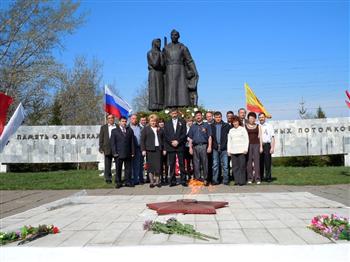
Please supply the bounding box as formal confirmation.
[0,28,349,262]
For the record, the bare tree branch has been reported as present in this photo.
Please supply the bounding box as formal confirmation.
[132,80,149,113]
[0,0,86,124]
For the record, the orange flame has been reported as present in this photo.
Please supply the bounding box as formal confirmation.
[188,179,204,195]
[187,179,216,195]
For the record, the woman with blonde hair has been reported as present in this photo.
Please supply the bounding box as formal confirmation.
[141,114,165,188]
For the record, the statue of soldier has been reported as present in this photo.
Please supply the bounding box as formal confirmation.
[147,38,165,111]
[163,29,199,108]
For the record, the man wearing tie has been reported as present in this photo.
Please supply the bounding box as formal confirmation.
[164,108,188,187]
[139,115,148,182]
[99,114,116,184]
[139,116,147,130]
[111,116,135,188]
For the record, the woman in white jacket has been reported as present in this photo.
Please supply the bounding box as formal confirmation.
[227,115,249,186]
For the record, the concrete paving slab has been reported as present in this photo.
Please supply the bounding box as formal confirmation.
[0,192,349,247]
[243,228,278,244]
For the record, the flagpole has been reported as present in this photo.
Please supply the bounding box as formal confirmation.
[104,84,107,125]
[0,103,25,152]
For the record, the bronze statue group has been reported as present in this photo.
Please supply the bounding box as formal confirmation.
[99,108,275,188]
[99,30,275,188]
[147,29,199,111]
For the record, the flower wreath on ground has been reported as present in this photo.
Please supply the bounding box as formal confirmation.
[144,217,218,241]
[308,214,349,241]
[0,224,60,246]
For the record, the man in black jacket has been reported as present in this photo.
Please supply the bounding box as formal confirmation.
[99,114,116,184]
[111,116,135,188]
[163,109,187,186]
[211,111,232,185]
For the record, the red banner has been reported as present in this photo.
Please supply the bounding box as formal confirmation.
[0,92,13,136]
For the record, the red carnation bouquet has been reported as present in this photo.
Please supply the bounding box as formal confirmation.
[0,224,60,246]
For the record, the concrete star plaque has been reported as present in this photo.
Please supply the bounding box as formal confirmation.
[146,199,229,215]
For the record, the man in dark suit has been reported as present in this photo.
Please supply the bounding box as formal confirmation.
[111,116,135,188]
[226,111,234,127]
[238,108,247,126]
[211,111,232,185]
[164,109,187,187]
[139,115,149,183]
[99,114,116,184]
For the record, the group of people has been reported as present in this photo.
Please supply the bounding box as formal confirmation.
[99,108,275,189]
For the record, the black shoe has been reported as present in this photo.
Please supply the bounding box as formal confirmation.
[169,182,177,187]
[106,180,112,184]
[181,182,188,187]
[115,183,122,189]
[204,180,209,187]
[156,183,162,188]
[150,184,155,188]
[212,182,220,186]
[223,182,229,185]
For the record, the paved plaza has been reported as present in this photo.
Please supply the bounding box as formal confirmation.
[0,191,349,247]
[1,184,349,219]
[1,188,350,262]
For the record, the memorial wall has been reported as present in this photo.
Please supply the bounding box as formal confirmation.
[0,117,349,164]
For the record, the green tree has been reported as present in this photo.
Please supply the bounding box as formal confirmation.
[48,97,62,125]
[315,106,326,118]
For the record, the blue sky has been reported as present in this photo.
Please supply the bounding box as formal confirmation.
[54,0,349,120]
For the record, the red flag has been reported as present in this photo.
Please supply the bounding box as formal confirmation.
[0,92,13,136]
[346,100,350,109]
[245,83,272,118]
[346,90,350,109]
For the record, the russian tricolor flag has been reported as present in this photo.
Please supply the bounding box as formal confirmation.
[104,85,132,119]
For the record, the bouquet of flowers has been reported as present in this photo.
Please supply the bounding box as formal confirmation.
[143,217,218,241]
[0,224,60,246]
[308,214,349,241]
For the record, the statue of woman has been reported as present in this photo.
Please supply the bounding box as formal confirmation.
[147,38,165,111]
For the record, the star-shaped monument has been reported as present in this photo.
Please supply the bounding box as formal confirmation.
[146,199,229,215]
